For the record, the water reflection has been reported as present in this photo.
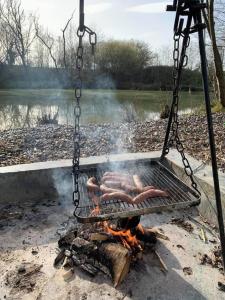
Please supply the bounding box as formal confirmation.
[0,90,204,131]
[0,103,198,131]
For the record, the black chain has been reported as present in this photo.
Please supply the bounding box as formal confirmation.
[164,29,201,196]
[72,24,97,215]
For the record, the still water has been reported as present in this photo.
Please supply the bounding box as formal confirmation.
[0,89,204,130]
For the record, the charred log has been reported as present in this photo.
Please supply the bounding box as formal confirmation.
[93,242,131,287]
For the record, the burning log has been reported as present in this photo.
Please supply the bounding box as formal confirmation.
[133,224,157,244]
[55,212,163,287]
[94,243,131,287]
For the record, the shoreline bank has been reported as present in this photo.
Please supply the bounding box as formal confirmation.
[0,113,224,172]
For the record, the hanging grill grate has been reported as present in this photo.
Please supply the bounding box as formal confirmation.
[75,159,200,223]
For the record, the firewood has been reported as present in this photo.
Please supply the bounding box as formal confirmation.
[62,268,74,281]
[71,237,97,254]
[63,257,74,269]
[95,243,131,287]
[54,249,65,267]
[90,233,111,241]
[133,225,157,244]
[58,230,77,248]
[154,250,168,274]
[80,263,99,277]
[117,216,141,230]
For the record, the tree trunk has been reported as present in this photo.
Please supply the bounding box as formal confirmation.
[205,0,225,107]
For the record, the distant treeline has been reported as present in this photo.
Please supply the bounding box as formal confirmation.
[0,64,203,91]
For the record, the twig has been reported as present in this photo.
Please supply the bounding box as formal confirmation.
[154,250,168,274]
[188,215,219,240]
[200,228,207,243]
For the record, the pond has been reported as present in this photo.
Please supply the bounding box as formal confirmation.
[0,89,204,130]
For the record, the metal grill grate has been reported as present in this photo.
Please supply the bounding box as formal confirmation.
[75,159,200,223]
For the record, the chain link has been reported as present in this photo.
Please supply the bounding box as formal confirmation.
[164,28,201,196]
[72,24,97,215]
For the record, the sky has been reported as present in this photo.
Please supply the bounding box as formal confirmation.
[21,0,175,49]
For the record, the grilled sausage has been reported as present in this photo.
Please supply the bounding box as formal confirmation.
[133,189,168,204]
[133,175,144,190]
[142,185,156,192]
[103,172,129,177]
[101,175,132,184]
[104,180,122,189]
[87,177,100,193]
[100,192,133,204]
[120,183,140,193]
[100,184,124,194]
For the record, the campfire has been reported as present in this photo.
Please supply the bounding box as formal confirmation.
[54,171,169,287]
[55,215,168,287]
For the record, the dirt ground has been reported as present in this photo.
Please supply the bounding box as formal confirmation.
[1,113,225,173]
[0,196,225,300]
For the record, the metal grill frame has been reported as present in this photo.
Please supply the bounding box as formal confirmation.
[75,158,200,223]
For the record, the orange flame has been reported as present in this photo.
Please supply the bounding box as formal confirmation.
[89,193,142,252]
[103,221,142,251]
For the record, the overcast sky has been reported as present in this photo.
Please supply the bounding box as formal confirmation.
[21,0,174,49]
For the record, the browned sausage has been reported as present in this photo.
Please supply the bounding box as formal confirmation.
[142,185,156,192]
[103,172,129,177]
[87,177,100,193]
[101,175,132,184]
[133,189,168,204]
[100,184,124,194]
[120,182,141,193]
[104,180,121,189]
[100,192,133,204]
[133,175,144,190]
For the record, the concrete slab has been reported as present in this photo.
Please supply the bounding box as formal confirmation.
[0,198,224,300]
[0,150,224,227]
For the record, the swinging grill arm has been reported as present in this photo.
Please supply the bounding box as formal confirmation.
[162,0,225,271]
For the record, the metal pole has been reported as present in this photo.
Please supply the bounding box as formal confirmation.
[79,0,84,31]
[197,12,225,270]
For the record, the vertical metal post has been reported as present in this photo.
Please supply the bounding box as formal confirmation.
[79,0,84,31]
[197,11,225,269]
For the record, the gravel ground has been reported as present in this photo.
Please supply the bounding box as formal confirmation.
[0,113,225,172]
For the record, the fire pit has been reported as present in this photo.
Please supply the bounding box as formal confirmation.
[55,215,168,287]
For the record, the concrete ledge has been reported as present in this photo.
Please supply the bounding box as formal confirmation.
[0,151,161,205]
[0,151,162,174]
[0,150,224,226]
[167,151,225,227]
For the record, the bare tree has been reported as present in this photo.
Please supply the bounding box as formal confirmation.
[62,10,75,69]
[0,0,36,67]
[35,23,59,70]
[203,0,225,106]
[35,11,74,70]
